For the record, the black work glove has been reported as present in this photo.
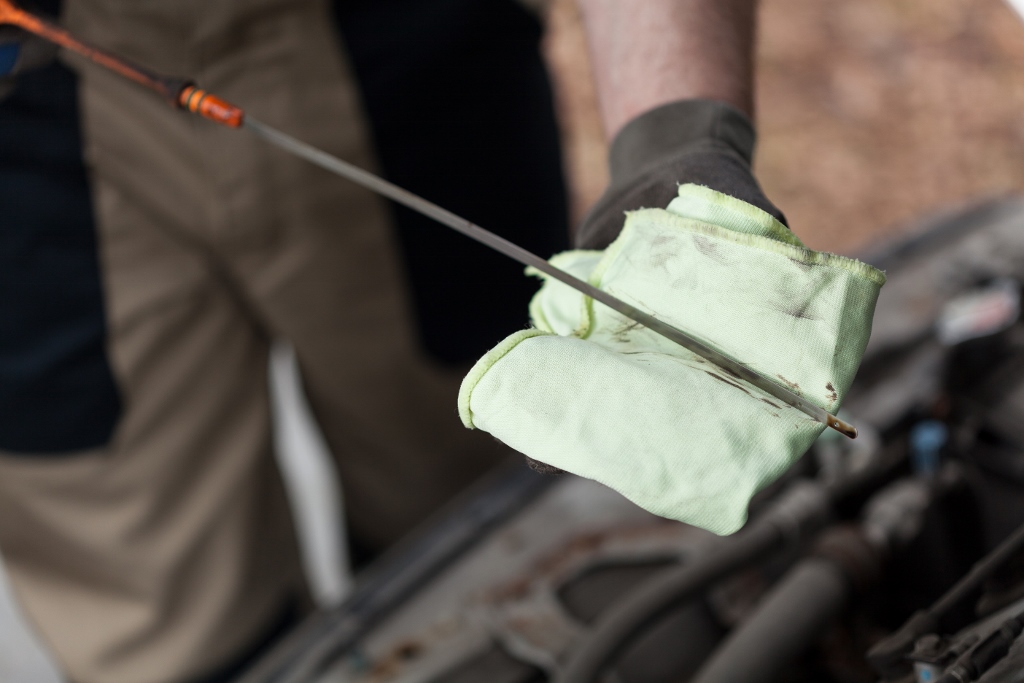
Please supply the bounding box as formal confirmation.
[525,98,785,477]
[0,26,58,100]
[576,98,785,250]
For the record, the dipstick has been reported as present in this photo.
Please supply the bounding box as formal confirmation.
[0,0,857,438]
[245,118,857,439]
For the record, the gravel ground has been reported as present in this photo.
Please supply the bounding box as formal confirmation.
[544,0,1024,255]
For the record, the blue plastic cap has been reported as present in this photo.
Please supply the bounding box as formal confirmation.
[910,420,948,476]
[911,421,948,454]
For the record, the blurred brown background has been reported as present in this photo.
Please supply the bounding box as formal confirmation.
[542,0,1024,255]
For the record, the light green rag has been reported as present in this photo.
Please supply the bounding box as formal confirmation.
[459,185,885,534]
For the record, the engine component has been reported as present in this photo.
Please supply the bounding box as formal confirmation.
[689,469,958,683]
[869,519,1024,679]
[935,609,1024,683]
[554,480,832,683]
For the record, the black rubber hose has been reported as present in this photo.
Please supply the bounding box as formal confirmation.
[555,482,833,683]
[558,449,912,683]
[555,518,788,683]
[688,558,849,683]
[690,472,944,683]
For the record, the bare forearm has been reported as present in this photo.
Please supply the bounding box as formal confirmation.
[577,0,757,139]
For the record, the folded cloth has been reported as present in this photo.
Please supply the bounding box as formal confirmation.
[459,184,885,534]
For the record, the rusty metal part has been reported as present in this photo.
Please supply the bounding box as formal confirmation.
[238,463,556,683]
[243,475,715,683]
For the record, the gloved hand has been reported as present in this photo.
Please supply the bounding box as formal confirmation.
[459,183,884,535]
[0,25,57,99]
[521,99,785,477]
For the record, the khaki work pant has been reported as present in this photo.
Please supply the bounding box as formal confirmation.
[0,1,507,681]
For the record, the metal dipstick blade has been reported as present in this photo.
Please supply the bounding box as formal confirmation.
[242,116,856,439]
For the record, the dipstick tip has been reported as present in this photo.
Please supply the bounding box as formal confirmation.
[827,414,858,439]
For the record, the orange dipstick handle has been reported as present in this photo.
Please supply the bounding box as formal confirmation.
[0,0,245,128]
[177,86,245,128]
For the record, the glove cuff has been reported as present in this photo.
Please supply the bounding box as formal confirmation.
[608,99,756,186]
[577,98,786,250]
